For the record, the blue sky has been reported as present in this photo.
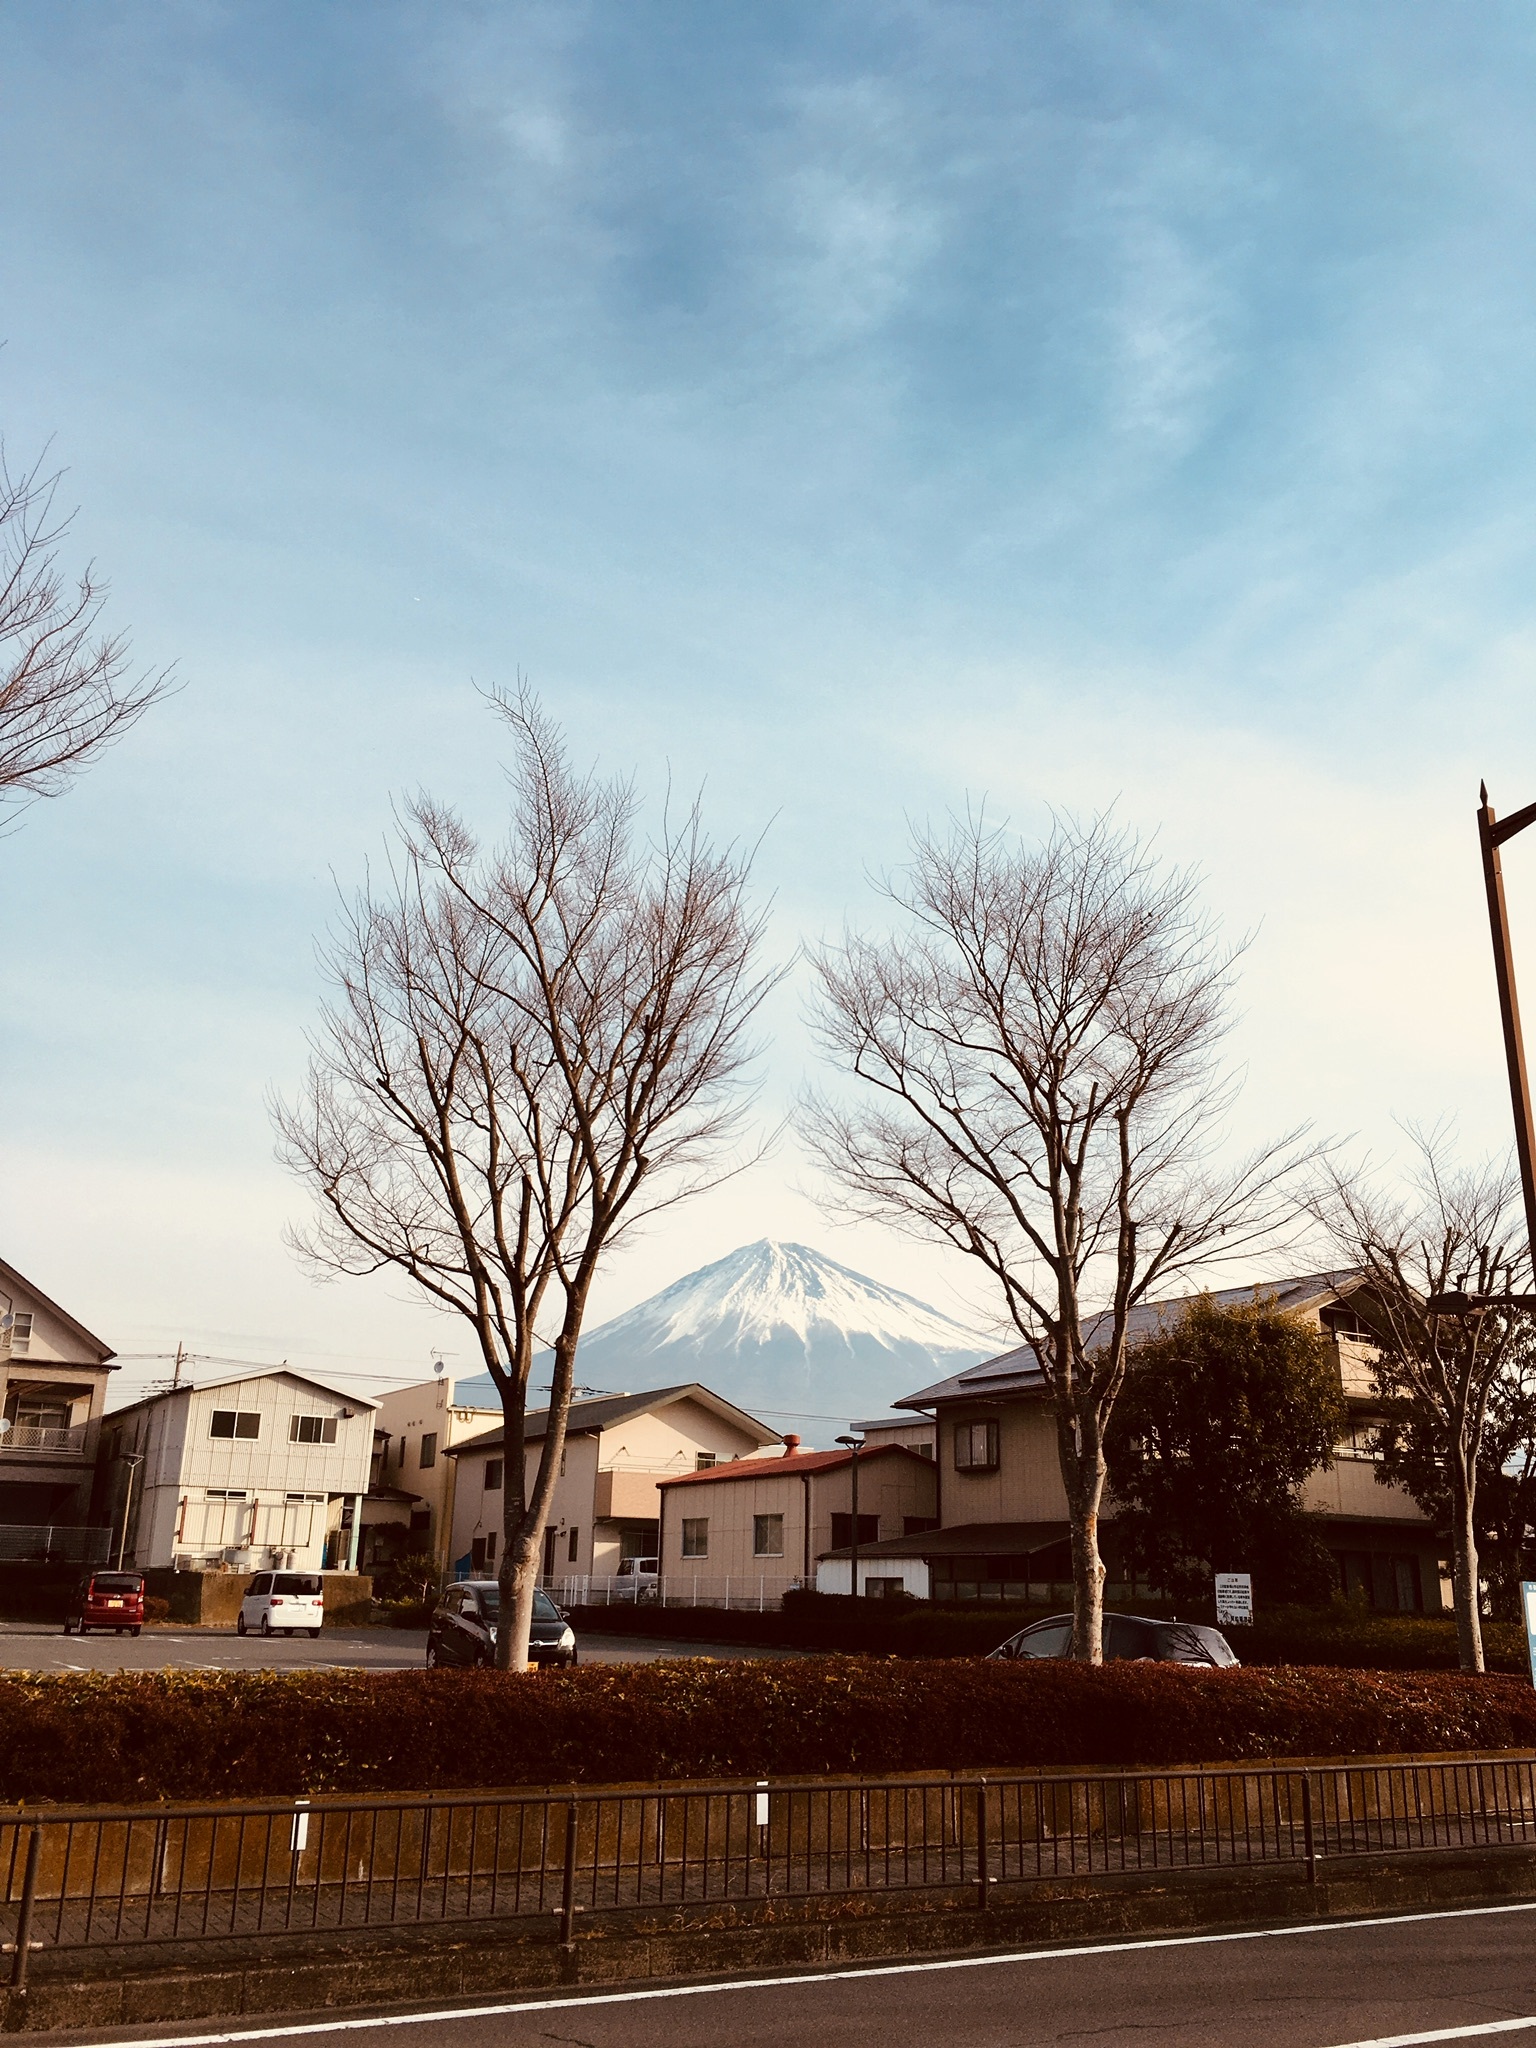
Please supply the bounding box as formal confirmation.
[4,1,1536,1409]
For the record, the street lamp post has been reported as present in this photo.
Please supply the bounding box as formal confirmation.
[836,1433,865,1599]
[1479,783,1536,1259]
[116,1455,144,1570]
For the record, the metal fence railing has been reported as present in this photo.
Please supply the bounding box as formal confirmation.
[0,1524,111,1564]
[541,1573,797,1611]
[6,1755,1536,1987]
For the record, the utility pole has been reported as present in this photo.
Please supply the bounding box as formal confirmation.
[1478,784,1536,1259]
[116,1454,144,1570]
[837,1432,865,1598]
[171,1342,186,1389]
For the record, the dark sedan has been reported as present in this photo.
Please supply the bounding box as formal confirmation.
[988,1611,1239,1665]
[426,1580,578,1668]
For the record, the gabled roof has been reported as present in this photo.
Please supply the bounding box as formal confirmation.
[106,1366,379,1421]
[445,1383,782,1459]
[0,1254,115,1366]
[660,1442,931,1490]
[896,1270,1367,1410]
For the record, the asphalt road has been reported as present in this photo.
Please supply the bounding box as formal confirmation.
[36,1900,1536,2047]
[0,1625,795,1672]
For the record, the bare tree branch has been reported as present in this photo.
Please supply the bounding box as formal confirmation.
[273,689,779,1667]
[802,809,1313,1662]
[1307,1123,1530,1671]
[0,445,173,824]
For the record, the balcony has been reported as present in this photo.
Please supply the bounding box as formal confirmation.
[0,1420,94,1457]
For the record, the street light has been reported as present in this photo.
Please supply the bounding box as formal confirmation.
[116,1454,144,1570]
[1426,788,1536,1316]
[836,1433,865,1599]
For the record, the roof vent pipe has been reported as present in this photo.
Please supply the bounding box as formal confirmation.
[782,1434,801,1456]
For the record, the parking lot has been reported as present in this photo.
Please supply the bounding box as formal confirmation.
[0,1623,799,1673]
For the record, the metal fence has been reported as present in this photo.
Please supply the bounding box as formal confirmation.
[6,1755,1536,1987]
[0,1524,111,1564]
[542,1573,796,1610]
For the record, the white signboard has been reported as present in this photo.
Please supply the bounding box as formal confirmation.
[1214,1573,1254,1626]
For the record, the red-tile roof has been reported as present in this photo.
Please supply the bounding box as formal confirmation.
[659,1444,925,1489]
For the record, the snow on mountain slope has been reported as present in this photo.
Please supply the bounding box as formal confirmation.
[453,1240,994,1435]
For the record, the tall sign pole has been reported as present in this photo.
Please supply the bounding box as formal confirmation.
[1478,783,1536,1261]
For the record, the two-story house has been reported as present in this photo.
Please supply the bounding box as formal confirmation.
[99,1369,377,1572]
[445,1384,782,1583]
[0,1254,117,1551]
[368,1374,500,1572]
[661,1437,939,1600]
[815,1272,1446,1614]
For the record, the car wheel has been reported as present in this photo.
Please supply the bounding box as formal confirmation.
[309,1628,321,1639]
[130,1627,141,1638]
[260,1615,273,1637]
[78,1624,90,1636]
[61,1618,75,1636]
[236,1613,247,1635]
[569,1649,578,1666]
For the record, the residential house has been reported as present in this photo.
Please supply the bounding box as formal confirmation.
[445,1385,782,1582]
[370,1375,499,1573]
[661,1438,939,1599]
[815,1272,1447,1614]
[0,1255,116,1549]
[98,1370,377,1572]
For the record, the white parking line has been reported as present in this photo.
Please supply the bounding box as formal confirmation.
[54,1897,1536,2048]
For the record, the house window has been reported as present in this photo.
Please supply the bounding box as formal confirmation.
[830,1513,879,1548]
[695,1451,717,1471]
[953,1419,999,1471]
[210,1410,261,1440]
[753,1513,784,1557]
[568,1526,579,1563]
[419,1433,438,1469]
[289,1415,338,1444]
[5,1313,32,1356]
[681,1517,709,1558]
[484,1460,503,1490]
[205,1488,248,1500]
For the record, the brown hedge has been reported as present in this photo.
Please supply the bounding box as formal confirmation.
[7,1659,1536,1806]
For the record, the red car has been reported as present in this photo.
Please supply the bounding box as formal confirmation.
[63,1570,146,1636]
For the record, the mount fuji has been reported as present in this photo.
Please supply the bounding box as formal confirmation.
[452,1240,994,1437]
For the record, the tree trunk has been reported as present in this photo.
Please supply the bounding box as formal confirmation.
[1060,1408,1107,1662]
[1449,1445,1485,1673]
[500,1527,542,1674]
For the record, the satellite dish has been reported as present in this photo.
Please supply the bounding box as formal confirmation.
[432,1356,445,1376]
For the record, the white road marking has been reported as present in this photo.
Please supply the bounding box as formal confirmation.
[55,1896,1536,2048]
[1325,2024,1536,2045]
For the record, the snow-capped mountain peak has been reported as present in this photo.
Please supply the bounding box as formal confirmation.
[594,1239,988,1359]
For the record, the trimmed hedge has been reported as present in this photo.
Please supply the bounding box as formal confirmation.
[7,1660,1536,1805]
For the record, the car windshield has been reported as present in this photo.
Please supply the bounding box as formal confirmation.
[272,1574,322,1595]
[90,1574,142,1594]
[473,1587,561,1622]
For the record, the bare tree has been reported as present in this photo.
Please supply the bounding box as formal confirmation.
[275,692,776,1668]
[0,446,171,822]
[803,813,1307,1662]
[1313,1129,1529,1671]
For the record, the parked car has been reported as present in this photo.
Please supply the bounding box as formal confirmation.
[426,1580,577,1668]
[988,1612,1239,1666]
[62,1570,145,1636]
[614,1555,660,1601]
[237,1571,325,1638]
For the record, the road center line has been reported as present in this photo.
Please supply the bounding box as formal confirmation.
[57,1896,1536,2048]
[1324,2023,1536,2046]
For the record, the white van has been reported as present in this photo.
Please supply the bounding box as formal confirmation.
[237,1571,325,1638]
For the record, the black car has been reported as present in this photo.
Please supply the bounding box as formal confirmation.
[426,1580,578,1668]
[988,1611,1239,1666]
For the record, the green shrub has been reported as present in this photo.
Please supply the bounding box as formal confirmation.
[6,1660,1536,1806]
